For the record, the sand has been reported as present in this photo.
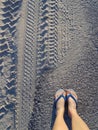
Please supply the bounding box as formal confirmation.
[0,0,98,130]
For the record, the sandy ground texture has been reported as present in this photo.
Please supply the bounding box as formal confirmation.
[0,0,98,130]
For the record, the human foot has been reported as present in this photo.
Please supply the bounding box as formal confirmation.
[54,89,66,115]
[66,89,78,118]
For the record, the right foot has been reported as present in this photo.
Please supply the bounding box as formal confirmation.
[66,89,78,118]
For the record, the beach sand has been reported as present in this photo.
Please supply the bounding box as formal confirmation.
[0,0,98,130]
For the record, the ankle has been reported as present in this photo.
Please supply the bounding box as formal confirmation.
[68,108,78,118]
[56,108,65,116]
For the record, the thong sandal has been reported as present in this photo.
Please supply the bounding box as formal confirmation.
[66,89,78,106]
[54,89,67,108]
[67,94,77,105]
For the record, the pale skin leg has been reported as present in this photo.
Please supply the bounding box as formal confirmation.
[52,109,69,130]
[71,110,90,130]
[66,89,90,130]
[52,89,90,130]
[52,90,68,130]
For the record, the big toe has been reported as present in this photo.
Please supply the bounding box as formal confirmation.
[55,89,65,99]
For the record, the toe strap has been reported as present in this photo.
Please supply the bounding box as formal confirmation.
[67,94,77,105]
[54,94,65,104]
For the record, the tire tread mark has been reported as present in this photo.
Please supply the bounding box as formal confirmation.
[0,0,22,129]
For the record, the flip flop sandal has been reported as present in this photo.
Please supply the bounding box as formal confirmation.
[66,89,78,106]
[67,94,77,105]
[54,89,67,108]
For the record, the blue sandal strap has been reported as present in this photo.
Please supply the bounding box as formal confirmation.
[54,94,67,115]
[67,94,77,105]
[54,94,65,104]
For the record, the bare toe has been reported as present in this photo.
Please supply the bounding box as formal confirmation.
[55,89,65,99]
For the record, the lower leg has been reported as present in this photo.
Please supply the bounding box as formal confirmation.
[52,89,68,130]
[71,109,89,130]
[52,109,68,130]
[66,89,90,130]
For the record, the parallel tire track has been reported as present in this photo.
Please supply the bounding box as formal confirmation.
[17,0,38,130]
[1,0,98,130]
[0,0,22,130]
[36,0,59,77]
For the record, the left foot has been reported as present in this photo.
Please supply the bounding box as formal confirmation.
[55,89,66,115]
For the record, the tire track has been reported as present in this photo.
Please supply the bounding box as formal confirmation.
[17,1,38,130]
[36,0,59,77]
[28,0,98,130]
[36,0,50,76]
[0,0,22,129]
[1,0,98,130]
